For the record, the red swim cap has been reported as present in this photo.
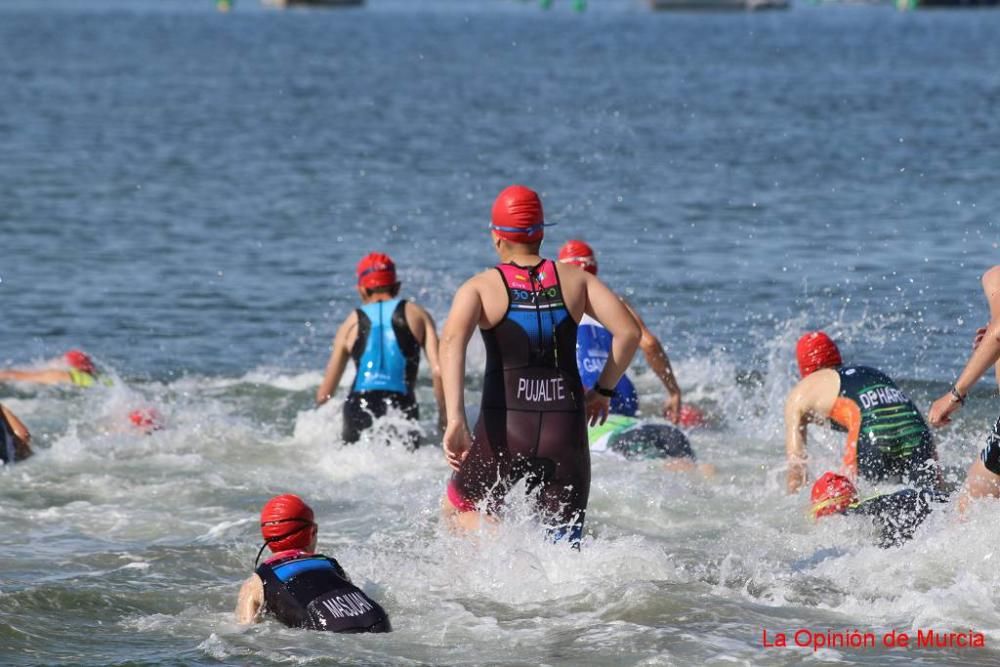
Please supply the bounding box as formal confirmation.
[260,494,316,553]
[129,408,164,433]
[356,253,397,290]
[677,404,706,429]
[64,349,95,374]
[491,185,546,243]
[558,239,598,275]
[810,472,857,519]
[796,331,842,378]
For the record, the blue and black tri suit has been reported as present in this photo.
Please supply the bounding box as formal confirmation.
[449,260,590,541]
[344,298,421,446]
[255,550,391,633]
[576,314,639,416]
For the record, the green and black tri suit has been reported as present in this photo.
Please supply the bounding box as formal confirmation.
[833,366,937,487]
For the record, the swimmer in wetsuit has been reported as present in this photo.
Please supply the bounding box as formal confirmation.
[588,414,714,476]
[557,240,683,421]
[236,494,391,632]
[810,472,946,548]
[0,403,32,464]
[0,350,108,388]
[316,253,445,448]
[929,265,1000,512]
[784,331,939,494]
[440,185,640,541]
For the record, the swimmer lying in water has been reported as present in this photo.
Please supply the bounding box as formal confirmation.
[589,414,715,477]
[810,472,948,548]
[0,350,110,388]
[237,494,391,633]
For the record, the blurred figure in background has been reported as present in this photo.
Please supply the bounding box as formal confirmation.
[316,252,445,448]
[0,403,32,464]
[784,331,939,494]
[0,349,108,388]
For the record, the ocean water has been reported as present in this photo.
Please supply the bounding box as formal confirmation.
[1,0,1000,665]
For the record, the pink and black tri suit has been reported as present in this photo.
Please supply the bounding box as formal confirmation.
[448,259,589,541]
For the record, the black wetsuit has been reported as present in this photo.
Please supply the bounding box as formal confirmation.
[609,423,695,460]
[255,551,391,633]
[833,366,937,487]
[844,488,947,548]
[450,260,589,541]
[978,416,1000,476]
[344,298,421,447]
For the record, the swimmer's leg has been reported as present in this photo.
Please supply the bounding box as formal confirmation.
[959,459,1000,514]
[441,486,498,533]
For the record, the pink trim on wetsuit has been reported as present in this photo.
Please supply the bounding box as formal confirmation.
[447,479,477,512]
[496,260,560,292]
[263,549,311,565]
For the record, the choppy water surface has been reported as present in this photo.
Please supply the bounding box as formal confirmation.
[2,1,1000,665]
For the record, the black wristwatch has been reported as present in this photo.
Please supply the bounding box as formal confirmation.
[594,384,616,398]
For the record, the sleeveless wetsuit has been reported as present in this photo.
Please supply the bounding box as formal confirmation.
[977,416,1000,476]
[255,550,391,633]
[343,298,421,446]
[589,414,694,460]
[449,260,589,541]
[576,314,639,416]
[830,366,937,486]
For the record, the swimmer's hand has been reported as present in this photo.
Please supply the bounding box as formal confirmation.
[584,389,610,426]
[443,420,472,471]
[664,393,682,424]
[928,392,961,427]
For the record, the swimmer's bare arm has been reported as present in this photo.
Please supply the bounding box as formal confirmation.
[784,384,810,494]
[408,303,447,432]
[930,309,1000,426]
[1,404,32,460]
[0,369,73,385]
[316,314,356,407]
[584,274,641,426]
[440,279,483,470]
[235,574,264,624]
[623,300,682,422]
[973,266,1000,388]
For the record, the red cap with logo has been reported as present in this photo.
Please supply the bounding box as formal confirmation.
[64,349,96,374]
[810,472,857,519]
[260,494,316,553]
[796,331,842,378]
[356,253,397,290]
[490,185,548,243]
[558,239,598,275]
